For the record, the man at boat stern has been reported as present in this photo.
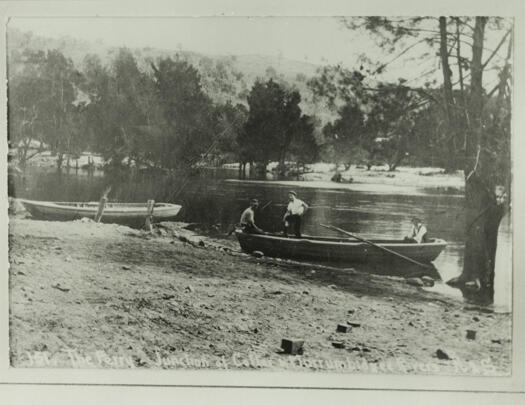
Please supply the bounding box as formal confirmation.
[240,199,264,234]
[283,191,308,238]
[404,217,428,243]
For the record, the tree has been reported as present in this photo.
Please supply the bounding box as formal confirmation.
[8,49,85,169]
[8,50,48,167]
[310,68,428,170]
[211,102,248,164]
[288,115,319,166]
[454,18,511,303]
[322,102,366,168]
[240,79,316,176]
[151,56,216,169]
[343,17,512,303]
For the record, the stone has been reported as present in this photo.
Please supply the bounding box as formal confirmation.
[473,316,480,322]
[436,349,451,360]
[336,324,351,333]
[421,276,435,287]
[122,265,131,270]
[52,283,70,293]
[347,321,361,328]
[466,330,477,340]
[281,339,304,355]
[185,285,194,292]
[406,277,424,287]
[252,250,264,258]
[331,342,345,349]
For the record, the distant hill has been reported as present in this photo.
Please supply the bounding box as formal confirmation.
[7,26,338,150]
[7,28,322,102]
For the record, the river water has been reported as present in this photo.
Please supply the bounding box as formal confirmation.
[12,166,512,312]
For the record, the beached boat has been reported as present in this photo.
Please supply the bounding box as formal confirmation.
[18,199,182,227]
[236,230,447,264]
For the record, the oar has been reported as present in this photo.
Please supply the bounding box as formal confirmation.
[260,200,272,211]
[320,224,432,269]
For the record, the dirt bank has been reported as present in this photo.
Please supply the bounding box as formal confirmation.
[8,216,511,375]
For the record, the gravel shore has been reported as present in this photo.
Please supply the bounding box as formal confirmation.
[8,216,511,375]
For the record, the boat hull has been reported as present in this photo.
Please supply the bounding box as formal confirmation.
[236,231,446,264]
[18,199,182,227]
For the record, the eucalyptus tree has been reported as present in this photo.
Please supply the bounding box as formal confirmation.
[332,16,512,303]
[240,79,317,176]
[151,56,216,169]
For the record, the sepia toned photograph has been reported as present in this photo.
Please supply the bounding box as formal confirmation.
[5,12,514,381]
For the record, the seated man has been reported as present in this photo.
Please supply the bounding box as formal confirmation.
[240,198,264,234]
[404,217,428,243]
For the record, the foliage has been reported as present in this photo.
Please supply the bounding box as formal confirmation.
[211,102,248,163]
[8,49,86,167]
[239,79,318,171]
[342,16,513,303]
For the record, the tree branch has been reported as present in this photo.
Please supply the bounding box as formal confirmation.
[372,37,430,74]
[481,28,512,70]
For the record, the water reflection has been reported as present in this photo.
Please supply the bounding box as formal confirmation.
[12,167,512,312]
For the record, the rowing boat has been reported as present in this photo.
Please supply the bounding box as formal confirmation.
[18,199,182,227]
[235,230,446,264]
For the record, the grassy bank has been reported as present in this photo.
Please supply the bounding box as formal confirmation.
[8,216,510,374]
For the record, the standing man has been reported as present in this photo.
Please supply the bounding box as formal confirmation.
[283,191,308,238]
[240,198,264,234]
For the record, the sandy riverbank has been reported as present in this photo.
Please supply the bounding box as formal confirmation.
[8,216,510,375]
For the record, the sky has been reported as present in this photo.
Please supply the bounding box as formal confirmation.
[8,16,510,86]
[8,17,432,74]
[9,17,371,64]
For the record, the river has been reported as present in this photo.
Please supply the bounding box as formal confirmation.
[11,166,512,312]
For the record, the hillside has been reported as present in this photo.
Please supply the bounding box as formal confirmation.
[7,27,328,116]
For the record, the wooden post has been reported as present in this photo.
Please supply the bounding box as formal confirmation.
[145,199,155,232]
[94,197,107,223]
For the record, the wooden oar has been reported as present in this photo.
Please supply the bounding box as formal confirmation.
[320,224,432,269]
[260,200,272,211]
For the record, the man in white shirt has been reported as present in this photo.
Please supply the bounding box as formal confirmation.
[405,217,428,243]
[283,191,308,238]
[240,198,264,234]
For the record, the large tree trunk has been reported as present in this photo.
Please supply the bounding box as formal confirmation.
[448,17,505,304]
[439,17,458,173]
[459,175,505,304]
